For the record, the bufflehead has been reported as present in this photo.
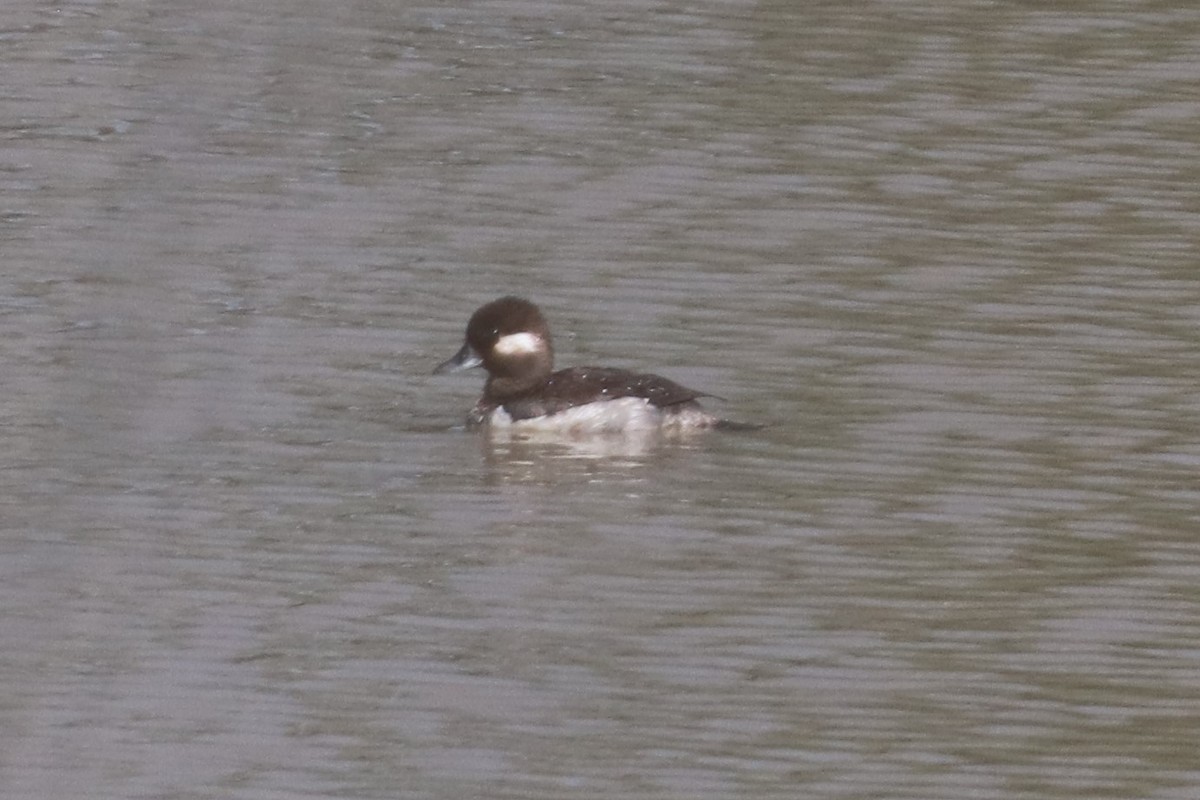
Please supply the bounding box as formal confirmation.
[434,296,744,435]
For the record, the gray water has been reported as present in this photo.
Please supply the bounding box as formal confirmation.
[4,1,1200,798]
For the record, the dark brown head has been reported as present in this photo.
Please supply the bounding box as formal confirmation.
[434,296,555,396]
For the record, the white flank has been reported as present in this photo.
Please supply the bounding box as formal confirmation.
[486,397,717,439]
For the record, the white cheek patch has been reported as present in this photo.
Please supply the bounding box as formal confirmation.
[493,332,543,356]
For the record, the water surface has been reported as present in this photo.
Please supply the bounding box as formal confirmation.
[4,1,1200,798]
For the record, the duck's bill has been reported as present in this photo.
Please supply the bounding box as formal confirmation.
[433,341,483,374]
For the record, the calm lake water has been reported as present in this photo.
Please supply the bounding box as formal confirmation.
[4,1,1200,798]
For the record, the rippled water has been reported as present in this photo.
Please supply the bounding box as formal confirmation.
[4,1,1200,798]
